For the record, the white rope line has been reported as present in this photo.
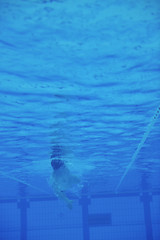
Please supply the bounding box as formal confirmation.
[0,170,49,194]
[115,104,160,193]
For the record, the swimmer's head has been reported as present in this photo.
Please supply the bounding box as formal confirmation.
[51,159,64,170]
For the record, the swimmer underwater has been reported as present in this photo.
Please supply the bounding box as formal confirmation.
[50,146,80,209]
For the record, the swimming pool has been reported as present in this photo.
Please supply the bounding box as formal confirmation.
[0,0,160,239]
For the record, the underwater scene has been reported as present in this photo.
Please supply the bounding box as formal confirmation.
[0,0,160,239]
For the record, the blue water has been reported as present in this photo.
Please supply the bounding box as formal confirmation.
[0,0,160,239]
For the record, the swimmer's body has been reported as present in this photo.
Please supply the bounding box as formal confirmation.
[50,146,80,209]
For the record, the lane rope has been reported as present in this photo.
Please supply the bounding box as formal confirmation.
[0,170,49,194]
[115,104,160,193]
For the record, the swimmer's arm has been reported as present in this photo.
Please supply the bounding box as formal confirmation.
[52,182,72,209]
[57,190,73,209]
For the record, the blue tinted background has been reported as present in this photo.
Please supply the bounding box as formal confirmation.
[0,0,160,239]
